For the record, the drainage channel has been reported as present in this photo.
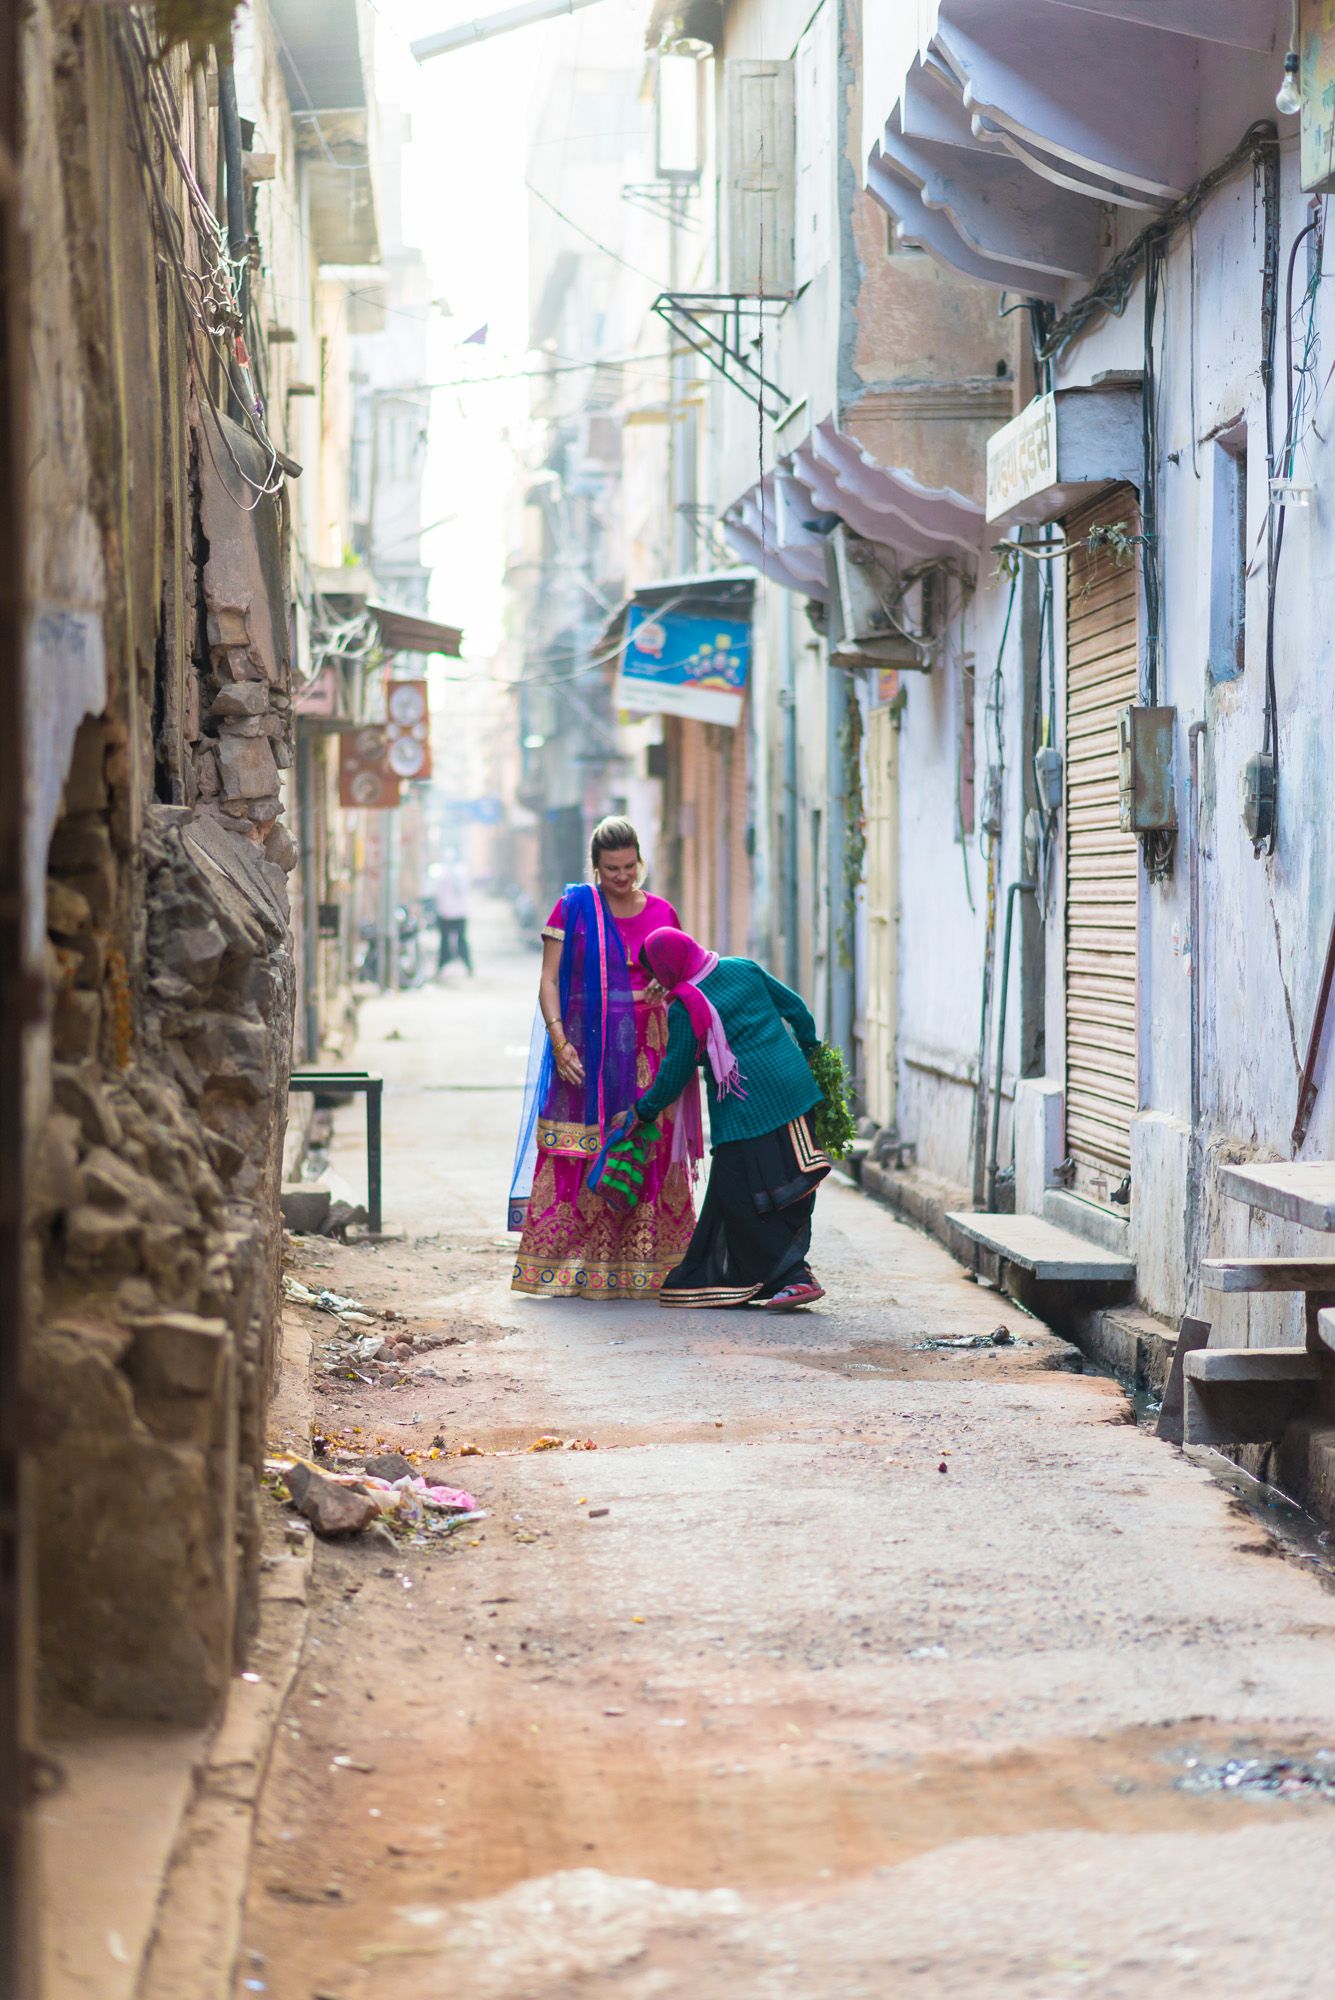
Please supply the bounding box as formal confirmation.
[1071,1351,1335,1585]
[1183,1446,1335,1584]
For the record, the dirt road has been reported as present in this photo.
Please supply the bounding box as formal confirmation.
[241,902,1335,1998]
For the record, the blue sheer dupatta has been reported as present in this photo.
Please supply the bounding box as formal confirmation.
[507,884,638,1230]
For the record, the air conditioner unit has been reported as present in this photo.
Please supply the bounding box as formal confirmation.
[823,525,926,669]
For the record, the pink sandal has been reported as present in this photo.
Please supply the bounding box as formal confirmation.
[766,1280,825,1312]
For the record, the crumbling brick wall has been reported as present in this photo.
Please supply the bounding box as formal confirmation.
[23,4,297,1724]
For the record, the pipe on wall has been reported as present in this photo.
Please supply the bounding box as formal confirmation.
[986,879,1035,1212]
[1188,720,1206,1129]
[412,0,603,60]
[780,598,799,989]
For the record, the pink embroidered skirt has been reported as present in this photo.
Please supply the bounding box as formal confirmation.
[511,994,697,1299]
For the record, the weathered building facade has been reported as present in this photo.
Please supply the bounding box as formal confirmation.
[859,0,1335,1348]
[7,3,390,1977]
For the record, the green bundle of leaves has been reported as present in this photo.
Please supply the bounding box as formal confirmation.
[806,1042,856,1159]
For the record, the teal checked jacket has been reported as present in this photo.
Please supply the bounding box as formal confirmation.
[633,957,822,1149]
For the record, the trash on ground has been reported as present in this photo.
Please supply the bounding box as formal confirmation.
[316,1289,367,1316]
[527,1436,563,1451]
[281,1461,379,1538]
[363,1451,414,1481]
[283,1277,320,1305]
[457,1442,485,1456]
[1177,1755,1335,1800]
[912,1326,1018,1351]
[266,1454,477,1542]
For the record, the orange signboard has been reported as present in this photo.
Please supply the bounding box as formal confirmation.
[338,727,402,809]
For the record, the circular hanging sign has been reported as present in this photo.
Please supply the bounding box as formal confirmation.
[388,736,428,777]
[388,682,428,726]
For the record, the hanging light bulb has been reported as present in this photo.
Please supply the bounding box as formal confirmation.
[1277,48,1302,116]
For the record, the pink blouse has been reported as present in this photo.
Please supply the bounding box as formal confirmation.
[544,891,682,980]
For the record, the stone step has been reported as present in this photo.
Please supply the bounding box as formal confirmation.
[945,1210,1135,1284]
[1043,1187,1130,1255]
[1183,1346,1320,1382]
[1183,1344,1320,1448]
[1202,1258,1335,1293]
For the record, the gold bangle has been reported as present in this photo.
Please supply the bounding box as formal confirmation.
[545,1018,564,1040]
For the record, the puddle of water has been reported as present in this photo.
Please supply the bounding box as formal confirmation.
[1177,1752,1335,1800]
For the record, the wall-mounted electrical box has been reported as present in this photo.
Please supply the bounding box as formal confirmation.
[823,524,926,671]
[1240,749,1276,849]
[1033,744,1063,814]
[1117,705,1176,832]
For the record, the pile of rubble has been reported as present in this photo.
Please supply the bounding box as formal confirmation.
[265,1445,483,1548]
[283,1277,462,1389]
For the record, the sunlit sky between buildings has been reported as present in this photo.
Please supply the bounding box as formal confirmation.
[371,0,653,674]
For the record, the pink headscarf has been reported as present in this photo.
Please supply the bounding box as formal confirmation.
[643,928,745,1099]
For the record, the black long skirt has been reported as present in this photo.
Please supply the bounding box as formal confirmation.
[659,1115,830,1308]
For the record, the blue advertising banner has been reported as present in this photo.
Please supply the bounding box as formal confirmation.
[616,602,751,727]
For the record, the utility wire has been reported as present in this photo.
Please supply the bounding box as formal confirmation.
[524,178,665,285]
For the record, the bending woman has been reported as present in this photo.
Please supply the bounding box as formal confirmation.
[628,928,831,1310]
[509,819,699,1298]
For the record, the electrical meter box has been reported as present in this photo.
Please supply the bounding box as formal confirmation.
[1117,705,1176,832]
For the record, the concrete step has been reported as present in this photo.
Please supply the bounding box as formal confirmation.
[1183,1344,1320,1448]
[1184,1346,1320,1382]
[1043,1187,1130,1256]
[945,1210,1135,1284]
[1203,1258,1335,1293]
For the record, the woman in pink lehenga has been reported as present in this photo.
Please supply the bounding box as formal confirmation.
[508,818,700,1299]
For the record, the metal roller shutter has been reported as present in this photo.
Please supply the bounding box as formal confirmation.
[1064,487,1139,1196]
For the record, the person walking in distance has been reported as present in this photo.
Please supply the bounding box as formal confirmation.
[434,851,472,975]
[508,817,699,1298]
[616,927,831,1310]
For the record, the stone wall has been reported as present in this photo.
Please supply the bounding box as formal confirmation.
[23,6,297,1725]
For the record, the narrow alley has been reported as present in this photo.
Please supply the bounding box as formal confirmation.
[239,904,1335,1998]
[19,5,1335,1994]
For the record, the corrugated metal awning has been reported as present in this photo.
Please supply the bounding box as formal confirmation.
[367,604,463,658]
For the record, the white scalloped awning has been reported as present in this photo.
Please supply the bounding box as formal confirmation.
[721,419,985,600]
[862,4,1278,294]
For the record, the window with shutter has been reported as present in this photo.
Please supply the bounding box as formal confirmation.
[795,7,832,288]
[725,59,795,297]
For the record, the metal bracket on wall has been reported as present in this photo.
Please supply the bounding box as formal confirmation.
[652,292,789,421]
